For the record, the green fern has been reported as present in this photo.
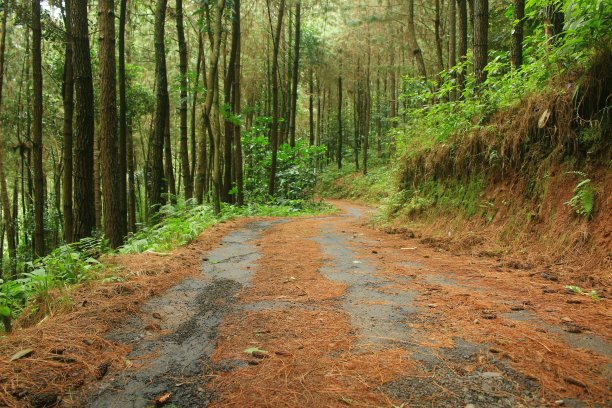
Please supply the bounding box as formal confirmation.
[565,173,595,219]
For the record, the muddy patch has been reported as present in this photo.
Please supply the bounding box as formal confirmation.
[314,220,418,348]
[503,309,612,358]
[383,338,540,408]
[86,221,276,408]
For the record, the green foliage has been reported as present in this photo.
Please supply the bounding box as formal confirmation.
[564,172,595,218]
[0,240,105,332]
[120,197,332,255]
[242,117,326,202]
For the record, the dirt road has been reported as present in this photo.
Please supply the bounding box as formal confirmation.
[86,202,611,407]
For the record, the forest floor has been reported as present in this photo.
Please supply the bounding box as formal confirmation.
[6,201,609,407]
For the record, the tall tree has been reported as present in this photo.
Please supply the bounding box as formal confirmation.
[72,0,95,240]
[473,0,489,84]
[223,0,240,202]
[0,0,16,275]
[407,0,427,78]
[457,0,468,95]
[196,0,224,212]
[434,0,445,75]
[176,0,192,200]
[99,0,124,248]
[125,0,136,233]
[31,0,45,257]
[267,0,285,196]
[288,0,301,147]
[337,71,343,170]
[118,0,128,238]
[449,0,457,99]
[511,0,525,69]
[149,0,169,212]
[308,68,315,145]
[61,0,74,243]
[231,0,244,206]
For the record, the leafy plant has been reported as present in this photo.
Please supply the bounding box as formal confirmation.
[564,172,595,218]
[565,285,602,301]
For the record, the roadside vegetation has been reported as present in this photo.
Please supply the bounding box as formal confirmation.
[318,0,610,284]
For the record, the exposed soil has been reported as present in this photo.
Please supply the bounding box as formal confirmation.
[1,203,610,407]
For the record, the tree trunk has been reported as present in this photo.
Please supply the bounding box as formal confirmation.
[449,0,457,99]
[544,1,564,50]
[176,0,192,200]
[457,0,468,95]
[94,134,101,230]
[511,0,525,69]
[288,0,301,147]
[337,73,343,170]
[190,33,203,194]
[363,47,371,176]
[32,0,45,257]
[61,0,74,244]
[231,0,244,206]
[308,68,314,145]
[473,0,488,85]
[164,104,176,201]
[198,0,225,212]
[118,0,128,239]
[267,0,286,197]
[71,0,95,240]
[223,0,240,203]
[434,0,445,76]
[149,0,169,213]
[99,0,123,248]
[0,1,16,275]
[407,0,427,78]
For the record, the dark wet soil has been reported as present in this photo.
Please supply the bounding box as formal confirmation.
[86,221,279,408]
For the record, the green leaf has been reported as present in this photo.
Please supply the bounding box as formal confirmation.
[0,306,10,317]
[10,348,33,361]
[244,347,268,355]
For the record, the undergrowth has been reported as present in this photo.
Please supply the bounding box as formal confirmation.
[0,199,332,334]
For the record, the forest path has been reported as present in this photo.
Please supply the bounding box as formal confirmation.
[87,202,611,408]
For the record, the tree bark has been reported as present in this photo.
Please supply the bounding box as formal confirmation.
[407,0,427,78]
[457,0,468,95]
[190,33,203,194]
[288,0,301,147]
[231,0,244,206]
[197,0,225,212]
[434,0,445,76]
[99,0,123,248]
[0,1,16,275]
[61,0,74,244]
[32,0,45,257]
[176,0,192,200]
[308,68,314,145]
[511,0,525,69]
[149,0,169,212]
[267,0,285,197]
[118,0,128,238]
[71,0,95,240]
[337,72,343,170]
[473,0,489,85]
[449,0,457,99]
[223,0,240,203]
